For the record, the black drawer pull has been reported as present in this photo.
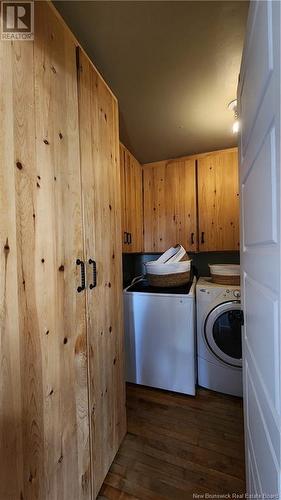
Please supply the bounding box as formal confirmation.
[89,259,97,289]
[76,259,85,292]
[124,231,128,244]
[191,232,194,245]
[127,232,132,244]
[201,231,205,244]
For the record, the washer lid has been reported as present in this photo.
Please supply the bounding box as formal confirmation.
[204,301,242,368]
[126,278,193,294]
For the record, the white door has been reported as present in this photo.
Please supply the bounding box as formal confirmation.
[238,0,280,495]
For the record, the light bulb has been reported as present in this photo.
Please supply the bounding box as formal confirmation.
[232,120,240,134]
[228,99,237,111]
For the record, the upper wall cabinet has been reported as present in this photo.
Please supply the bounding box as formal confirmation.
[197,148,239,251]
[143,158,197,252]
[120,143,143,252]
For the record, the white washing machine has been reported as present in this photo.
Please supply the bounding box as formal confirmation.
[124,277,196,395]
[196,277,243,397]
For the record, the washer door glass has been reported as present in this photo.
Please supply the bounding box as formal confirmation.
[205,301,242,367]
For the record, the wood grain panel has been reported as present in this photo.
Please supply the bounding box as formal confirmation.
[0,2,91,498]
[34,5,91,499]
[120,143,143,253]
[78,48,126,498]
[143,159,197,252]
[0,39,25,500]
[127,152,143,253]
[197,149,239,251]
[119,144,127,251]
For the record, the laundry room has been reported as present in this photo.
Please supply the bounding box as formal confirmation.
[1,1,280,499]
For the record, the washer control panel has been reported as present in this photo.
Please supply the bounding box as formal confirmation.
[197,279,241,302]
[218,288,241,301]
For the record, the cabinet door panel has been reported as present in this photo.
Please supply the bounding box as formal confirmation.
[119,144,128,251]
[0,3,91,499]
[198,149,239,251]
[0,38,26,500]
[128,154,143,252]
[120,144,143,253]
[33,5,90,499]
[143,159,197,252]
[134,159,144,252]
[78,49,126,498]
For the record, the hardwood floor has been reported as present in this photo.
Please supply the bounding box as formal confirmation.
[98,384,245,499]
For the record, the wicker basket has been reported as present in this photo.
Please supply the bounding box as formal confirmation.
[147,270,191,288]
[211,274,240,286]
[145,245,191,288]
[209,264,240,286]
[146,255,191,288]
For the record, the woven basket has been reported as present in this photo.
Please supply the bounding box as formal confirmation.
[211,274,240,286]
[145,248,191,288]
[147,270,191,288]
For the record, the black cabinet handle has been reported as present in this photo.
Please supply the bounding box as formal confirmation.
[128,232,132,244]
[191,232,194,245]
[89,259,97,289]
[123,231,128,244]
[76,259,85,292]
[201,232,205,244]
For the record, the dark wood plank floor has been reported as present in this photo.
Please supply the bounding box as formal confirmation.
[99,384,245,499]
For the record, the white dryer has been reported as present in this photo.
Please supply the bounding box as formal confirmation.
[196,277,243,397]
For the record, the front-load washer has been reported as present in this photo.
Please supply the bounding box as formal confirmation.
[196,277,243,397]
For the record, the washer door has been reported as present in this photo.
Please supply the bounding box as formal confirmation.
[204,301,242,368]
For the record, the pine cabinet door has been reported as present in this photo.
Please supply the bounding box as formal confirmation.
[120,144,143,253]
[0,3,91,499]
[77,49,126,498]
[197,149,239,251]
[120,144,128,251]
[143,159,197,252]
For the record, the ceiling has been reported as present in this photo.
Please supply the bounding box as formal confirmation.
[54,1,249,164]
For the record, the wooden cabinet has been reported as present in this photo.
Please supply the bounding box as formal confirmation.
[0,5,91,499]
[142,149,239,253]
[120,143,143,252]
[143,158,198,252]
[0,3,125,499]
[78,49,126,498]
[197,149,239,251]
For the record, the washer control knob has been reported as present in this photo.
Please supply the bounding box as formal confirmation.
[234,289,241,299]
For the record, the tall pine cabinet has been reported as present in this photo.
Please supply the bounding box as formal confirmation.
[0,2,126,499]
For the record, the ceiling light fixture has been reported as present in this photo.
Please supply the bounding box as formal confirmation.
[232,120,240,134]
[228,99,239,134]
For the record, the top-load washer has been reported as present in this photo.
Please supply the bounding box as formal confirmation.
[196,277,243,397]
[124,277,196,395]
